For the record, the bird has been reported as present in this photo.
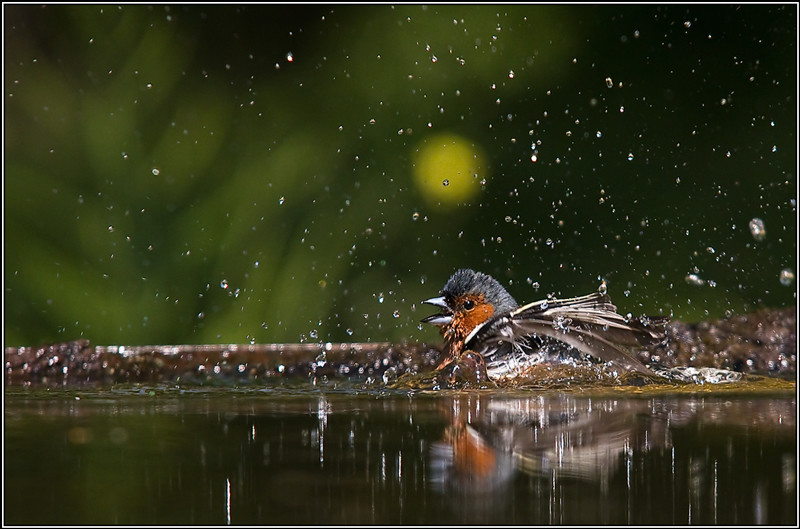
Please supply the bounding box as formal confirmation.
[421,268,667,380]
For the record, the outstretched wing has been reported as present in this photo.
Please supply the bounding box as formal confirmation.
[465,292,667,376]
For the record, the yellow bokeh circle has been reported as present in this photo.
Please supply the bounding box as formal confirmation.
[413,133,485,206]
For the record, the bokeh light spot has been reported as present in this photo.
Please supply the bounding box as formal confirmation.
[413,133,485,207]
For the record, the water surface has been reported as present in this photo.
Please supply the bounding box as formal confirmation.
[4,381,795,525]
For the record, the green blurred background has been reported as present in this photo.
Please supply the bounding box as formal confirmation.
[4,4,796,347]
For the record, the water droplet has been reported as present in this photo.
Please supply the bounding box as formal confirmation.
[508,70,515,79]
[442,179,450,187]
[749,218,766,241]
[685,273,705,286]
[779,268,795,286]
[382,366,397,385]
[220,279,229,289]
[605,77,613,88]
[627,153,634,161]
[278,196,285,205]
[151,167,160,176]
[530,154,538,162]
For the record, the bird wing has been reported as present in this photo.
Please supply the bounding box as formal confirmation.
[465,292,667,376]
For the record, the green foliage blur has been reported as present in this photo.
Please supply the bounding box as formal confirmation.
[4,5,796,347]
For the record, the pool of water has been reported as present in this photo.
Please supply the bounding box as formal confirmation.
[4,380,796,525]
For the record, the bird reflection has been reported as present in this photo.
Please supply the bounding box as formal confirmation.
[428,394,666,496]
[429,422,516,496]
[428,390,796,521]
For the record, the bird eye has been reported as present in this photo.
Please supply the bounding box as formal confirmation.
[463,299,475,310]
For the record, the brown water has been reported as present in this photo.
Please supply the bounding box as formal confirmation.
[3,379,796,525]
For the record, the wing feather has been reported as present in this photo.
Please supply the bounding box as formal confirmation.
[465,292,667,376]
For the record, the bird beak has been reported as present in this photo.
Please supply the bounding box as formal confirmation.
[421,296,453,326]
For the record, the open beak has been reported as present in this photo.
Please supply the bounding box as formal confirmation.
[421,296,453,326]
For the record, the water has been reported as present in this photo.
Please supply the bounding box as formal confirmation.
[4,382,795,525]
